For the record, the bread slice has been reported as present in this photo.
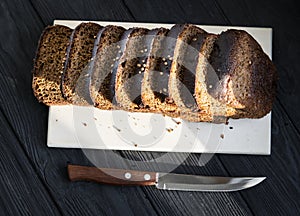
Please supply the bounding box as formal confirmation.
[168,24,214,122]
[115,28,150,111]
[141,27,169,113]
[194,33,237,122]
[61,22,102,105]
[89,25,126,110]
[204,29,277,119]
[32,25,73,105]
[142,24,193,118]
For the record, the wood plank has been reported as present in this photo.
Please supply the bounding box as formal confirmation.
[218,100,300,215]
[30,0,135,25]
[119,151,253,215]
[103,0,300,214]
[0,109,61,215]
[115,0,231,24]
[0,0,157,215]
[4,0,300,215]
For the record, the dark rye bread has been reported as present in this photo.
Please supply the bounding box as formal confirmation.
[205,29,277,119]
[142,24,189,117]
[32,25,72,105]
[141,27,169,113]
[61,22,102,105]
[89,25,125,110]
[168,24,214,122]
[194,33,238,122]
[32,23,277,122]
[115,28,150,111]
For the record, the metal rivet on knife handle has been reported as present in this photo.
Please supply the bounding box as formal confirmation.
[124,172,131,179]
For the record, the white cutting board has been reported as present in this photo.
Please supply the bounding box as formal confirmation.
[48,20,272,155]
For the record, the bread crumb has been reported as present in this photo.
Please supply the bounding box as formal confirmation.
[113,125,121,132]
[166,128,174,132]
[220,134,224,139]
[172,118,181,125]
[82,122,87,126]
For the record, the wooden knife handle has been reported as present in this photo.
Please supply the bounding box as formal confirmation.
[68,165,157,186]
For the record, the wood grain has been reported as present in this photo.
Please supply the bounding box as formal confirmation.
[0,0,157,215]
[68,165,156,186]
[219,100,300,215]
[0,0,299,215]
[0,109,61,215]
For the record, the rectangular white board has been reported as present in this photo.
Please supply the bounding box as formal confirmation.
[47,20,272,155]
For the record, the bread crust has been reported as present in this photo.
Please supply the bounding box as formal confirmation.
[32,23,277,122]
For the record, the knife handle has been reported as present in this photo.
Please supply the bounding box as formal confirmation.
[68,165,157,186]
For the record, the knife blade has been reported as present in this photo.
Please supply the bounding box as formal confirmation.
[67,165,265,192]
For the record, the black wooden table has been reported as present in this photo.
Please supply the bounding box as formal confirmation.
[0,0,299,215]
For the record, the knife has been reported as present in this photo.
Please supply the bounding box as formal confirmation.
[67,165,265,192]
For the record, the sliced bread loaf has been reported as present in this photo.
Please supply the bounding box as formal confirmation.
[204,29,277,119]
[89,25,126,110]
[61,22,102,105]
[32,25,73,105]
[114,28,150,111]
[32,23,277,122]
